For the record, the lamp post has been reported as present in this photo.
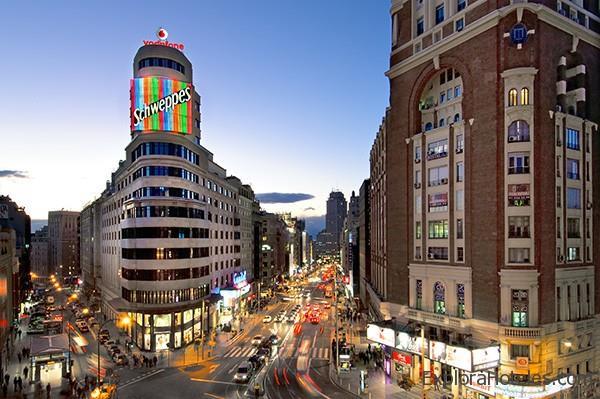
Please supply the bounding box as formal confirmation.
[95,316,130,386]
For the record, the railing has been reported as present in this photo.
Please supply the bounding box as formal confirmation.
[501,326,543,339]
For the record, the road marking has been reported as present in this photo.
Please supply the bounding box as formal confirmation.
[190,378,241,386]
[118,369,164,390]
[204,393,224,399]
[209,364,220,374]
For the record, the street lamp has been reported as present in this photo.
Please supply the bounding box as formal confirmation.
[96,315,131,386]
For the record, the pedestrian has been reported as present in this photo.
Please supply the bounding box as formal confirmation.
[17,353,21,364]
[13,376,17,392]
[3,374,9,388]
[17,330,21,339]
[2,383,6,398]
[46,383,51,399]
[23,367,28,380]
[17,376,22,391]
[153,356,157,367]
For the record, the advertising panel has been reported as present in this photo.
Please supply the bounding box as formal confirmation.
[445,345,472,371]
[130,77,193,134]
[429,341,447,362]
[367,324,395,347]
[472,346,500,371]
[396,331,428,356]
[392,351,412,366]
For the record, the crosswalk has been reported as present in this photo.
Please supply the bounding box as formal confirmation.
[222,346,256,358]
[222,345,329,360]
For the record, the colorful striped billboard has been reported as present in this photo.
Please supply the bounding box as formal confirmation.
[130,77,194,134]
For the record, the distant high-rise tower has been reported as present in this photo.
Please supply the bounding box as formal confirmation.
[326,191,347,251]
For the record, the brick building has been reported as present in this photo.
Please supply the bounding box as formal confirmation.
[366,0,600,397]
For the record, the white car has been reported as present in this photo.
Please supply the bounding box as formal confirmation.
[75,320,89,332]
[262,315,273,323]
[251,335,263,346]
[274,315,285,323]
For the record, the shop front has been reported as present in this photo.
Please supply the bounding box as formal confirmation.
[127,305,205,352]
[218,272,251,328]
[392,350,413,381]
[30,334,69,385]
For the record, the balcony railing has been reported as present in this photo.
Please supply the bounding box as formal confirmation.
[501,326,543,339]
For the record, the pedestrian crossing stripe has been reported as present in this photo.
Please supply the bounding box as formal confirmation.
[223,346,256,358]
[310,347,329,359]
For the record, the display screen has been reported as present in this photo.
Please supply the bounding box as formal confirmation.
[130,77,193,134]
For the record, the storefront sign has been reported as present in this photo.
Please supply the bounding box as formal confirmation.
[143,28,185,50]
[367,324,395,347]
[396,331,428,356]
[472,346,500,371]
[392,351,412,366]
[495,379,573,399]
[130,77,193,134]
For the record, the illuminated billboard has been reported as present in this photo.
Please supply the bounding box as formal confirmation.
[130,77,193,134]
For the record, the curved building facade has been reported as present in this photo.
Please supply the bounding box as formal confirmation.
[94,38,253,352]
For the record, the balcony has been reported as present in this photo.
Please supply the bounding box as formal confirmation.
[427,151,448,161]
[501,326,544,339]
[407,308,467,330]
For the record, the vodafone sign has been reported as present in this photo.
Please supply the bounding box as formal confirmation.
[143,27,185,50]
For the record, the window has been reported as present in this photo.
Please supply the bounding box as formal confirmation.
[416,280,423,309]
[428,166,449,186]
[416,221,422,239]
[417,17,424,35]
[511,290,529,327]
[415,146,421,161]
[428,139,448,160]
[429,247,449,260]
[456,134,464,152]
[557,187,562,207]
[508,153,530,174]
[456,219,464,239]
[456,162,464,182]
[567,218,580,238]
[440,71,446,85]
[508,216,530,238]
[457,284,465,317]
[508,89,518,106]
[439,118,445,127]
[567,159,579,179]
[457,0,467,11]
[567,247,580,261]
[447,88,453,101]
[557,217,561,238]
[456,190,464,211]
[508,120,530,142]
[440,92,446,103]
[566,128,580,150]
[511,344,530,358]
[428,193,448,212]
[429,220,449,239]
[457,246,464,261]
[434,282,446,313]
[567,188,581,209]
[455,86,462,98]
[435,4,445,24]
[415,246,421,259]
[520,88,530,105]
[416,195,422,213]
[424,122,433,131]
[415,170,422,185]
[138,57,185,74]
[454,113,461,123]
[509,248,530,263]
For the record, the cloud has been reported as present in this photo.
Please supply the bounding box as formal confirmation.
[0,170,28,178]
[256,192,314,204]
[304,207,316,211]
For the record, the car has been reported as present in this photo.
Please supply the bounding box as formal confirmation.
[324,303,331,309]
[286,315,296,323]
[256,347,270,361]
[274,315,285,323]
[234,362,254,383]
[46,305,57,312]
[99,329,109,337]
[310,316,320,324]
[302,292,310,298]
[75,321,89,332]
[268,334,280,345]
[109,347,121,356]
[114,354,128,366]
[262,316,272,323]
[251,335,263,346]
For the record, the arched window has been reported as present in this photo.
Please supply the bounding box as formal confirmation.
[434,282,446,314]
[520,88,529,105]
[508,120,530,142]
[508,88,518,106]
[454,113,461,122]
[425,122,433,131]
[439,118,445,127]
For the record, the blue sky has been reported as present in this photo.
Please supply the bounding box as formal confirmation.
[0,1,390,220]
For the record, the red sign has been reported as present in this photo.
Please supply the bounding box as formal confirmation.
[392,351,412,366]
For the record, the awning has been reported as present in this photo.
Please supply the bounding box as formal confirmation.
[30,334,69,357]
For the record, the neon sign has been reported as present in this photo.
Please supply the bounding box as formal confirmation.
[143,27,185,50]
[130,77,193,134]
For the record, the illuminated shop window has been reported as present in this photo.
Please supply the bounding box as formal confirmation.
[511,289,529,327]
[434,282,446,314]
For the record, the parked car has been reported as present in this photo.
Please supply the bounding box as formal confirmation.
[234,362,254,383]
[251,335,263,346]
[274,314,285,323]
[262,316,272,323]
[75,320,89,332]
[114,354,128,366]
[104,340,115,348]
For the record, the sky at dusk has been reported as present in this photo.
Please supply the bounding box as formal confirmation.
[0,1,391,221]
